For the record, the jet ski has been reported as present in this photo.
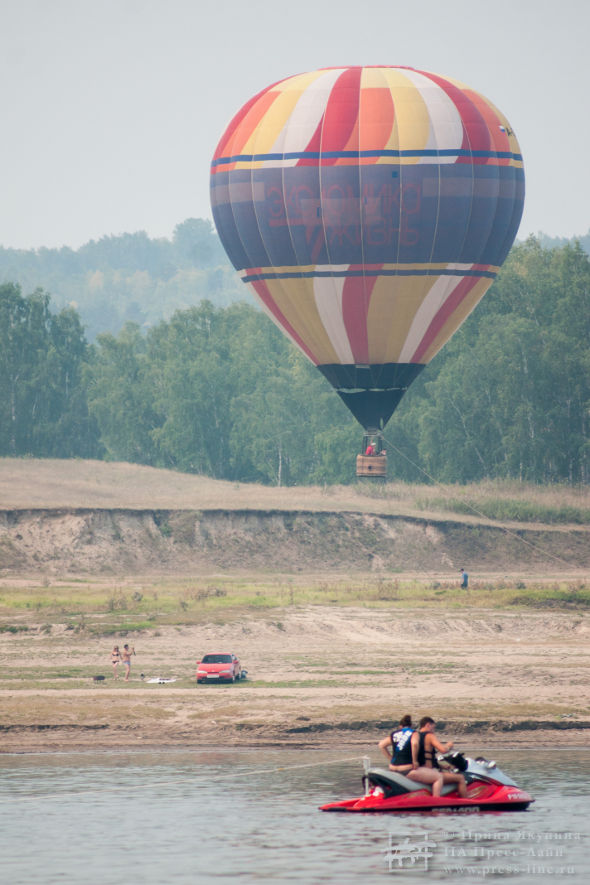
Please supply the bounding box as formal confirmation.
[320,752,534,813]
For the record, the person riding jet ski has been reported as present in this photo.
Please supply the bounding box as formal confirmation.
[407,715,467,798]
[378,714,414,774]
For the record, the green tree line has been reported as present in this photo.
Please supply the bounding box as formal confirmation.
[1,237,589,485]
[0,219,246,339]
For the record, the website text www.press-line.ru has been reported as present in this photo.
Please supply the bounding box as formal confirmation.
[443,864,575,877]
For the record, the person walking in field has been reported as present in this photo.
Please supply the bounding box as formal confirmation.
[111,645,121,679]
[460,568,469,589]
[121,644,135,681]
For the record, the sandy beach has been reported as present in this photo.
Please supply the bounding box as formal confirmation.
[2,605,589,753]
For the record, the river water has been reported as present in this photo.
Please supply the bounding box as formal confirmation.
[0,747,588,884]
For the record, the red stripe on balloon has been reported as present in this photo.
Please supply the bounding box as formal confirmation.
[342,269,377,364]
[216,91,282,172]
[463,90,511,164]
[410,275,481,363]
[249,278,318,364]
[318,68,362,166]
[358,83,395,153]
[213,83,276,162]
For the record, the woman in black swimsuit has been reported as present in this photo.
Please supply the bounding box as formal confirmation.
[408,716,467,797]
[111,646,121,679]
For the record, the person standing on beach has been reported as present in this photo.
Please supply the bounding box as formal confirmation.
[111,645,121,679]
[121,644,135,681]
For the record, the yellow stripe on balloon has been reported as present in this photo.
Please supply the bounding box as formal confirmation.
[366,275,435,363]
[244,262,475,276]
[380,68,431,162]
[260,278,341,365]
[275,69,330,95]
[239,89,307,169]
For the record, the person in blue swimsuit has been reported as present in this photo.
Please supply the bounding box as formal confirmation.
[121,644,136,681]
[378,714,414,773]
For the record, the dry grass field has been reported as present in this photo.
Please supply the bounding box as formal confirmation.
[1,457,589,525]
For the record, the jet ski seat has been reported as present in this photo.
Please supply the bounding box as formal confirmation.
[366,768,459,797]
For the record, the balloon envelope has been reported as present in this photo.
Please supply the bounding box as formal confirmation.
[210,66,524,429]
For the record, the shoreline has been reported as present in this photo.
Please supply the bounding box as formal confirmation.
[2,719,589,755]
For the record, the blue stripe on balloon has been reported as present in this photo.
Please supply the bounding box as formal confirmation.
[241,268,497,283]
[211,148,523,167]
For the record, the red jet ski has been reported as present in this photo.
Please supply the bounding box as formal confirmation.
[320,752,534,813]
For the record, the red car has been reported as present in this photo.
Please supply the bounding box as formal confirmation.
[196,652,242,684]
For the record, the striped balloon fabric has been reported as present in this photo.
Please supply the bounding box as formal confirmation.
[210,66,524,430]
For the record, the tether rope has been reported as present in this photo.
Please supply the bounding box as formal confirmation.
[381,433,580,569]
[7,754,370,801]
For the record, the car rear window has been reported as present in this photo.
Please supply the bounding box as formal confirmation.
[201,654,232,663]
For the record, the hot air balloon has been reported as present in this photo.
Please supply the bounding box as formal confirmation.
[210,66,524,478]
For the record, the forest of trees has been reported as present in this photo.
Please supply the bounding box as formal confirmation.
[1,230,589,486]
[0,219,246,339]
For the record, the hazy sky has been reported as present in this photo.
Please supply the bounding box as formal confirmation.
[1,0,588,249]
